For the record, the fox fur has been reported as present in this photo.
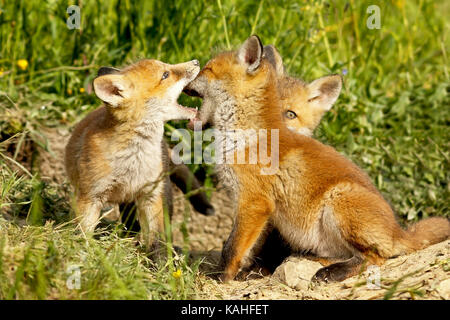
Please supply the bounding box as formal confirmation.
[65,59,199,251]
[185,36,450,282]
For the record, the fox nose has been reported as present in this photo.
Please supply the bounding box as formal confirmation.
[192,59,200,67]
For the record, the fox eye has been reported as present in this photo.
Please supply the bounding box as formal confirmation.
[285,110,297,119]
[161,71,169,80]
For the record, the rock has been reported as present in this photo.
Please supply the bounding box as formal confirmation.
[437,278,450,299]
[273,257,323,291]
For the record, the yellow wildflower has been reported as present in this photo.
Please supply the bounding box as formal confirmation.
[67,88,73,95]
[79,87,85,93]
[17,59,28,71]
[172,269,182,279]
[301,5,311,11]
[393,0,405,9]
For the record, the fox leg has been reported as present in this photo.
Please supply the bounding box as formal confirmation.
[75,196,102,234]
[310,187,398,283]
[136,192,165,252]
[102,204,121,221]
[312,255,365,283]
[251,226,292,273]
[221,195,274,282]
[306,256,343,267]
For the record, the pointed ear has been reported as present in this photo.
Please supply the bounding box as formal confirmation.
[237,35,263,73]
[263,45,285,77]
[306,75,342,111]
[93,74,132,107]
[97,66,121,77]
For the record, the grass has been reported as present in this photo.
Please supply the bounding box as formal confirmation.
[0,0,449,299]
[0,218,203,299]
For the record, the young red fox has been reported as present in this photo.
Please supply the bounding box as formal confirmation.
[185,36,450,282]
[248,45,342,271]
[65,59,200,250]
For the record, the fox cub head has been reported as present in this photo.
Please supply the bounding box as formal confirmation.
[93,59,200,122]
[185,35,282,130]
[186,36,341,134]
[264,44,342,136]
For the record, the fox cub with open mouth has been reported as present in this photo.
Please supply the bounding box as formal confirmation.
[185,36,450,282]
[65,59,199,251]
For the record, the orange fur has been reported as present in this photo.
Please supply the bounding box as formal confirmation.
[279,77,327,135]
[65,59,199,250]
[186,36,450,282]
[263,44,339,136]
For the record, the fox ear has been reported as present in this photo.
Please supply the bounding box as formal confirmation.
[238,35,263,73]
[93,74,131,107]
[263,45,285,77]
[306,75,342,111]
[97,66,121,77]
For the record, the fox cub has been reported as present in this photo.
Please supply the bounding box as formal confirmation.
[65,59,199,250]
[248,45,342,271]
[185,36,450,282]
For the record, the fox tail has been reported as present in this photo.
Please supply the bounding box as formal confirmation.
[398,217,450,253]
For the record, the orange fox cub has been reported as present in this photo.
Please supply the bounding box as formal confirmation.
[247,45,341,271]
[185,36,450,282]
[65,59,199,250]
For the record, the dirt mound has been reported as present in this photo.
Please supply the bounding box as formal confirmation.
[195,240,449,300]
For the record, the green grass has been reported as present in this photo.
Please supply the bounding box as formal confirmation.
[0,218,203,299]
[0,0,449,299]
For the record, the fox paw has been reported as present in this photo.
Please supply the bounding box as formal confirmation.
[312,265,348,283]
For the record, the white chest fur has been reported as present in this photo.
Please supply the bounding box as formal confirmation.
[113,136,162,190]
[94,123,165,202]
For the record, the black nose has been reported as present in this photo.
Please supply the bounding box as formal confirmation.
[192,59,200,67]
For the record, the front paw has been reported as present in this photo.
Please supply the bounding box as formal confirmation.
[312,264,350,283]
[312,266,334,283]
[218,259,238,283]
[219,270,235,283]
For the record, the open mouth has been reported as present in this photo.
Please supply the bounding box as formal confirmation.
[173,102,198,121]
[171,82,202,120]
[176,103,196,113]
[181,82,204,129]
[183,87,203,98]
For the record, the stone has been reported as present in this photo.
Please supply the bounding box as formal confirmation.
[437,278,450,299]
[273,257,323,291]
